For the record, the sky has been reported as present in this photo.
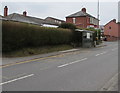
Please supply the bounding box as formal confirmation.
[118,1,120,22]
[0,1,119,25]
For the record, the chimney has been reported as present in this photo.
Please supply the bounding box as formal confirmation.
[4,6,8,16]
[113,19,116,23]
[23,11,27,16]
[81,8,86,13]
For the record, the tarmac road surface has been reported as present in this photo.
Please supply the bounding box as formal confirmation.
[2,42,118,91]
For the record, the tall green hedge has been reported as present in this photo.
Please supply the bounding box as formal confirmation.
[58,23,76,30]
[2,21,73,52]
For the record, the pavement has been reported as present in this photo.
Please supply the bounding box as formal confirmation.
[1,41,119,91]
[2,42,106,66]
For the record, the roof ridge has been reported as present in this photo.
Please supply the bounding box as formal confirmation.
[66,10,88,17]
[104,20,117,27]
[45,16,65,22]
[26,15,44,20]
[66,10,98,20]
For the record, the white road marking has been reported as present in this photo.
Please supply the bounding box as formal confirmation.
[0,74,34,85]
[95,51,107,56]
[58,58,87,68]
[58,64,69,68]
[95,54,101,56]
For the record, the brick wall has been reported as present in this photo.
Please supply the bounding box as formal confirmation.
[106,36,118,41]
[118,24,120,37]
[66,17,73,24]
[66,16,98,28]
[66,17,88,28]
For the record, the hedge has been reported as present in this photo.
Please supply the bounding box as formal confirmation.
[2,21,73,52]
[58,23,76,30]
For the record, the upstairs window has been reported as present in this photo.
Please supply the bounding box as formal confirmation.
[109,26,111,29]
[73,18,76,24]
[90,17,93,24]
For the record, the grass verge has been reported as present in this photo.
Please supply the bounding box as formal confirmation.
[3,45,73,57]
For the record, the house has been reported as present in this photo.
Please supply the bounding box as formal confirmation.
[3,6,61,28]
[45,17,65,25]
[104,19,120,41]
[66,8,99,29]
[5,13,44,26]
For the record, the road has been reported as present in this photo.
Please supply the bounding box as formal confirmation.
[2,42,118,91]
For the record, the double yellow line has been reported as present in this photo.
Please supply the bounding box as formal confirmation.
[1,50,90,68]
[0,55,60,68]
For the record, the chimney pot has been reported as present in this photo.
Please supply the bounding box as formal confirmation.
[113,19,116,23]
[23,11,27,16]
[81,8,86,13]
[4,6,8,16]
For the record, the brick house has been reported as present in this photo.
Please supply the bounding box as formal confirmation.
[104,19,120,41]
[66,8,99,28]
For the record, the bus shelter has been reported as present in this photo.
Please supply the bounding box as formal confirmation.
[75,29,95,48]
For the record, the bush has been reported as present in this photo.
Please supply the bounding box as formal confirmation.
[2,21,73,52]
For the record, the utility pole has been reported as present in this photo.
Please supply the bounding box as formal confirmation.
[97,0,100,41]
[97,0,100,24]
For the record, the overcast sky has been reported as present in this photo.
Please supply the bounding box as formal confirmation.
[1,1,119,25]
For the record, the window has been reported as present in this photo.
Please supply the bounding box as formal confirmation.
[73,18,76,24]
[90,17,93,24]
[109,26,111,29]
